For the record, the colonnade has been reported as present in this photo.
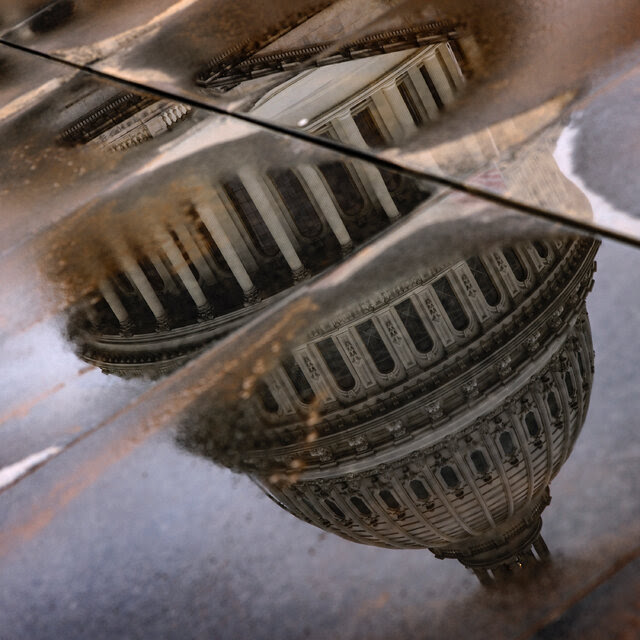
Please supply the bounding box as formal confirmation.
[93,43,466,334]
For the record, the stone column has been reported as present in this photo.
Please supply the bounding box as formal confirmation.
[380,81,417,138]
[370,91,405,142]
[172,223,216,284]
[159,233,213,320]
[423,51,455,106]
[150,254,179,295]
[237,168,308,280]
[438,42,465,89]
[331,112,400,220]
[407,66,440,120]
[195,193,261,304]
[297,165,352,253]
[99,280,132,333]
[120,254,169,329]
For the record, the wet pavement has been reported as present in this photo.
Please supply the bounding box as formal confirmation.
[1,2,640,639]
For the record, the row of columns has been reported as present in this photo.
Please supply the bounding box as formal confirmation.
[96,162,367,331]
[95,44,465,333]
[325,42,465,199]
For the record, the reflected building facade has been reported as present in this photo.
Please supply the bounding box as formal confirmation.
[60,6,587,380]
[49,2,601,585]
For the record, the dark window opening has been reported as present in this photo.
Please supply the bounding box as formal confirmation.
[565,371,576,397]
[577,352,586,378]
[395,298,434,353]
[419,65,444,109]
[409,479,430,501]
[325,499,346,520]
[223,179,280,257]
[268,169,323,238]
[547,391,560,418]
[318,162,364,217]
[317,338,355,391]
[499,431,516,457]
[398,80,423,125]
[441,466,460,489]
[257,381,279,413]
[350,496,372,517]
[138,258,165,293]
[352,107,386,147]
[432,277,469,331]
[282,356,315,404]
[381,169,431,215]
[379,490,401,510]
[470,450,490,475]
[502,247,528,282]
[467,256,501,306]
[114,272,136,296]
[533,241,549,259]
[356,320,395,374]
[525,411,540,438]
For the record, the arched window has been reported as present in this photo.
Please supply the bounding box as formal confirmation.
[533,241,549,259]
[409,479,430,501]
[282,356,315,404]
[547,391,560,418]
[432,276,469,331]
[466,256,501,306]
[395,298,434,353]
[525,411,540,437]
[502,247,528,282]
[440,466,460,489]
[470,450,490,475]
[565,371,576,397]
[356,320,395,374]
[325,499,346,520]
[318,162,364,217]
[316,338,355,391]
[499,431,516,457]
[268,169,323,238]
[223,178,280,257]
[379,490,401,510]
[350,496,372,517]
[257,381,279,414]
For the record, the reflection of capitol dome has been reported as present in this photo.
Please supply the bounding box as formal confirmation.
[180,235,598,584]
